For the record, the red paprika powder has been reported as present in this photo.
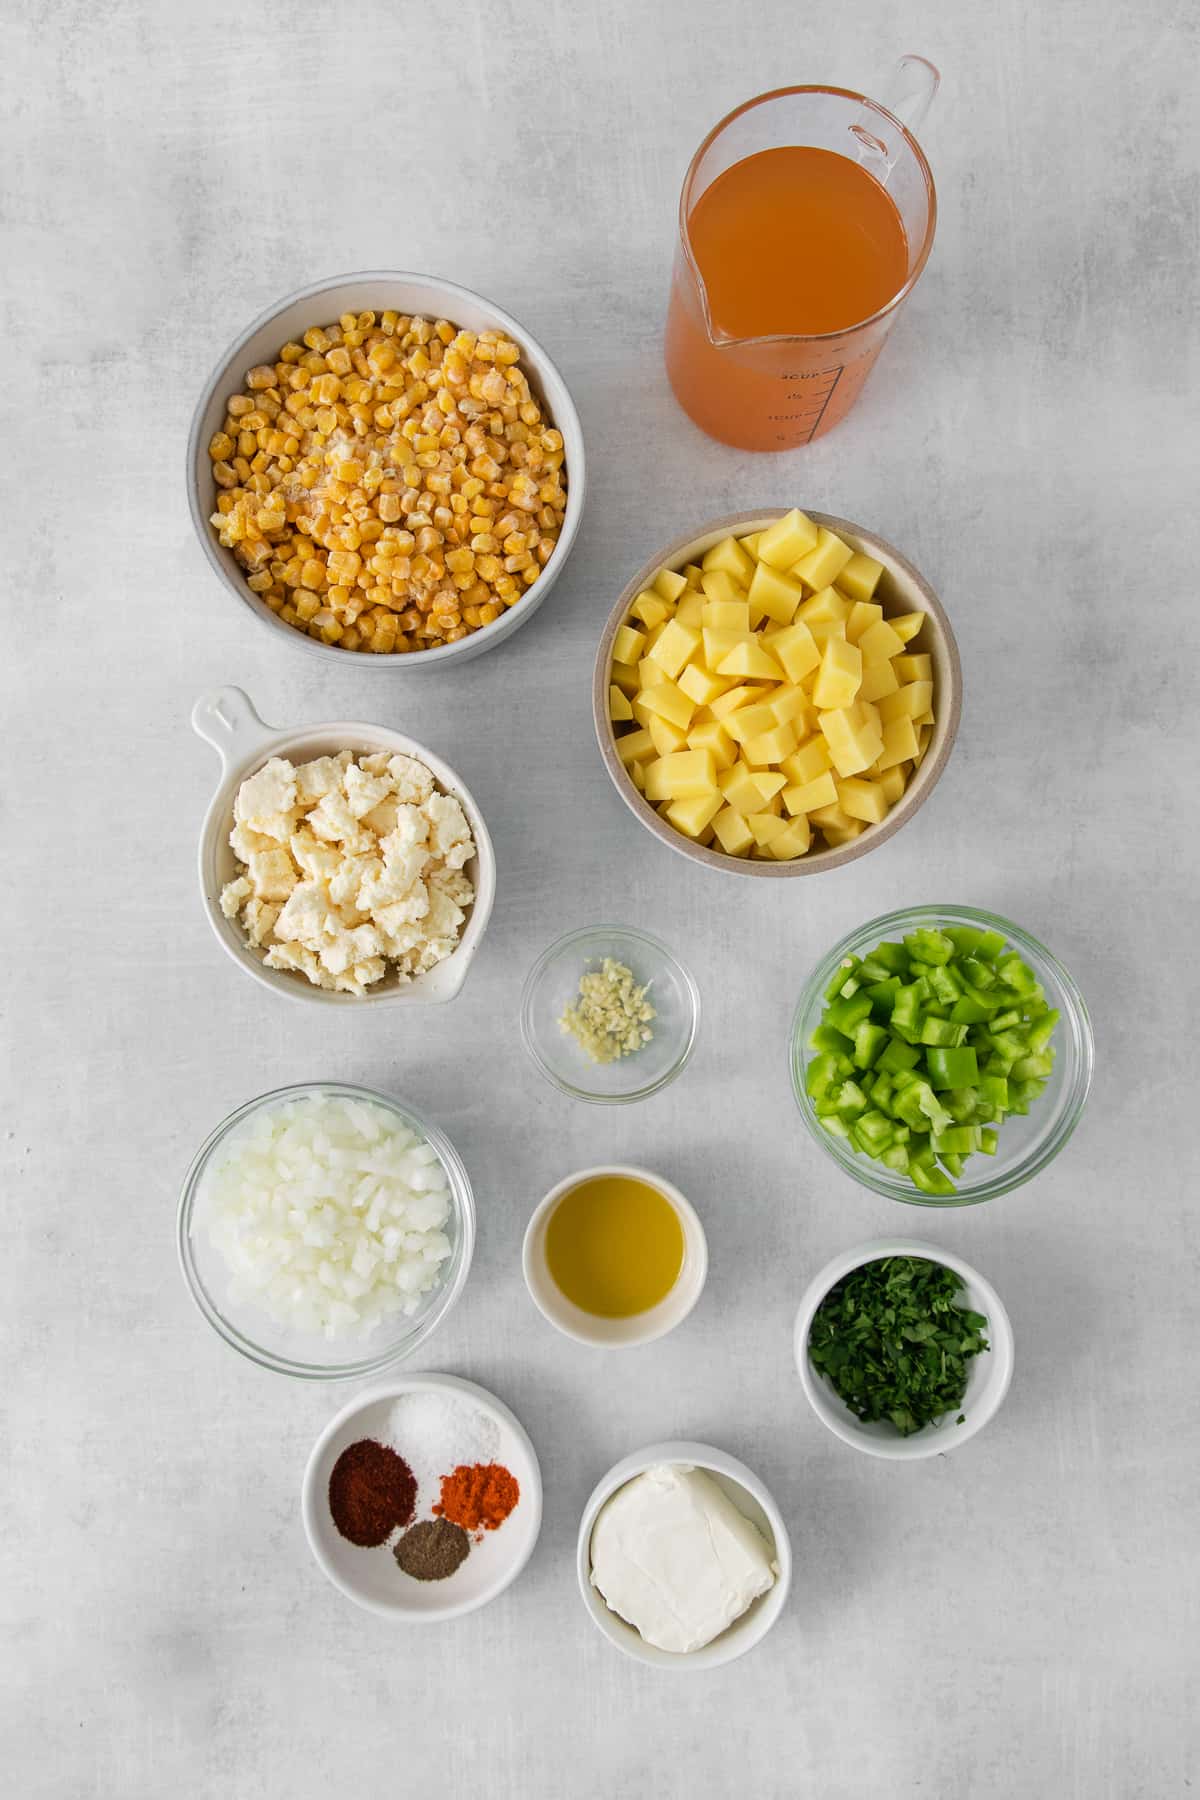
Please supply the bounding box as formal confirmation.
[328,1439,417,1546]
[435,1462,520,1535]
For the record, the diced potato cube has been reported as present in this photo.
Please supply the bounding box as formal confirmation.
[665,791,723,838]
[609,685,633,722]
[678,662,730,707]
[836,777,889,824]
[820,704,883,778]
[748,560,805,626]
[682,562,703,584]
[616,728,654,766]
[812,636,863,711]
[857,619,906,664]
[701,535,755,584]
[716,640,785,681]
[894,652,932,683]
[631,591,670,629]
[858,658,900,703]
[748,810,789,848]
[742,723,798,767]
[874,715,919,771]
[738,532,762,557]
[808,801,858,832]
[654,568,688,602]
[748,768,786,802]
[838,552,884,602]
[759,622,816,689]
[768,685,812,729]
[780,738,831,785]
[613,624,645,665]
[610,662,638,696]
[638,678,695,731]
[808,619,847,652]
[888,610,926,644]
[783,770,838,814]
[702,626,754,668]
[878,680,934,724]
[845,601,883,643]
[756,508,820,570]
[647,713,689,756]
[676,590,704,626]
[824,819,866,845]
[914,711,934,727]
[699,568,747,608]
[701,599,752,632]
[687,719,737,770]
[796,584,849,627]
[711,805,754,856]
[719,764,784,813]
[647,618,700,679]
[629,760,647,792]
[768,814,812,859]
[638,657,670,690]
[915,723,933,760]
[718,765,764,814]
[792,527,853,589]
[877,764,908,804]
[724,701,780,745]
[644,749,718,802]
[709,683,758,720]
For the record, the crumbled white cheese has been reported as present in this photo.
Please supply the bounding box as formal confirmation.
[220,749,476,994]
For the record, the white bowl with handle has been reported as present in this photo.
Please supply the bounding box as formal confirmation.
[186,271,585,668]
[192,685,495,1006]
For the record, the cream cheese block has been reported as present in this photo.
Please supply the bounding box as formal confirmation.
[589,1464,776,1654]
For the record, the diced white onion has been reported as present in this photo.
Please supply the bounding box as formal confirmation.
[195,1094,453,1339]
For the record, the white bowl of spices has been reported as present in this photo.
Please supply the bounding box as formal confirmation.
[520,924,700,1102]
[301,1372,542,1620]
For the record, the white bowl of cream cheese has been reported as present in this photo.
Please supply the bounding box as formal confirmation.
[576,1441,792,1668]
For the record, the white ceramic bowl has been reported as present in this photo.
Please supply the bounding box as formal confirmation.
[793,1239,1014,1460]
[301,1373,542,1621]
[577,1441,792,1668]
[522,1165,708,1348]
[187,271,585,668]
[192,685,495,1006]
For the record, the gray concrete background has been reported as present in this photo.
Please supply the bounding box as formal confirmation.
[3,0,1197,1794]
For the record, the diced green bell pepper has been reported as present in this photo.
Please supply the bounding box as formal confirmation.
[926,1045,980,1089]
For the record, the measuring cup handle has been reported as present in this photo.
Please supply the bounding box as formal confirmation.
[879,55,940,139]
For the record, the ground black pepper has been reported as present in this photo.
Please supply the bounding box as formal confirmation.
[393,1517,471,1581]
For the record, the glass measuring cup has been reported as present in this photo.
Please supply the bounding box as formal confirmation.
[664,58,939,451]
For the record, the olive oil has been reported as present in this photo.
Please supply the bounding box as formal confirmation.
[545,1175,684,1317]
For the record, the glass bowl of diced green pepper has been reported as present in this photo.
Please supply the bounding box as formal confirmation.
[791,906,1094,1205]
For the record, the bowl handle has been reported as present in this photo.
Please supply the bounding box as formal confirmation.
[191,686,275,773]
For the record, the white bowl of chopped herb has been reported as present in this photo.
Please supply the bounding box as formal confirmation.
[793,1241,1014,1459]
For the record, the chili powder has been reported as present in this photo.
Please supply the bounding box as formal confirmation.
[435,1461,520,1535]
[328,1439,417,1546]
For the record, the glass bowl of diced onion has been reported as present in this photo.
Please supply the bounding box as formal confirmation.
[790,906,1094,1206]
[177,1082,475,1378]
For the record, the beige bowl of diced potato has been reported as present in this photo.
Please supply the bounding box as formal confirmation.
[592,511,961,877]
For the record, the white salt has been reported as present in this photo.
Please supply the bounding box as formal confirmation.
[384,1391,500,1516]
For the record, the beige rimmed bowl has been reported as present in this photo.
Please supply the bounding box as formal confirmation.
[593,510,961,877]
[186,270,585,668]
[192,685,495,1006]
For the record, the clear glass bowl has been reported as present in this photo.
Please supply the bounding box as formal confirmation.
[177,1082,475,1378]
[521,925,700,1103]
[790,905,1094,1206]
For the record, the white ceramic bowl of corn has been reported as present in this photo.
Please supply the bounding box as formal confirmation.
[186,270,586,667]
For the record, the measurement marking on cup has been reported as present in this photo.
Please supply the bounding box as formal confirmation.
[768,365,845,442]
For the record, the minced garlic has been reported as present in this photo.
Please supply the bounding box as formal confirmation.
[559,959,656,1064]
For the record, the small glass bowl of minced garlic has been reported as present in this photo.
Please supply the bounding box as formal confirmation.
[520,926,700,1103]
